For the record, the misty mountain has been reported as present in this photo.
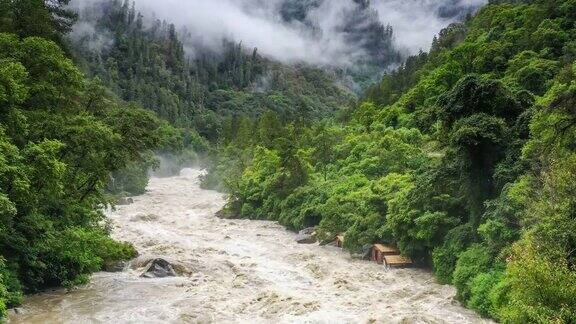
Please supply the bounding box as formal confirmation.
[437,0,485,19]
[278,0,398,70]
[69,0,355,140]
[67,0,486,138]
[71,0,486,66]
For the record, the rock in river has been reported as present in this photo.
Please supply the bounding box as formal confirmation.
[117,197,134,205]
[299,227,316,235]
[362,244,373,260]
[103,260,127,272]
[141,258,177,278]
[295,227,317,244]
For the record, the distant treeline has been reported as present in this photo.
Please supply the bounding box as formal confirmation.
[70,0,360,141]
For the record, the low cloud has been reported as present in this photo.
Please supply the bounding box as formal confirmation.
[373,0,486,54]
[70,0,487,66]
[132,0,368,66]
[68,20,114,52]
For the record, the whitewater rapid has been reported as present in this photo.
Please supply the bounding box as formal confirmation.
[10,169,491,323]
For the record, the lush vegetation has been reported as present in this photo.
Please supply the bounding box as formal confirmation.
[1,0,574,322]
[0,0,364,318]
[205,0,576,322]
[70,0,357,141]
[0,0,197,317]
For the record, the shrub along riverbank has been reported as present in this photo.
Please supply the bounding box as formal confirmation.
[203,1,576,322]
[0,0,198,317]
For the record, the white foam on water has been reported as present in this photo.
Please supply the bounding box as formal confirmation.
[10,168,492,324]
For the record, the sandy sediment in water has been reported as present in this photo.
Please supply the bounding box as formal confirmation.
[10,169,491,324]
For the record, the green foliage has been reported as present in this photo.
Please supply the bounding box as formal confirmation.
[35,227,136,288]
[0,258,22,318]
[501,241,576,323]
[452,245,493,302]
[468,270,505,318]
[432,224,474,284]
[109,158,154,196]
[0,0,77,43]
[206,0,576,321]
[0,23,168,316]
[71,1,354,140]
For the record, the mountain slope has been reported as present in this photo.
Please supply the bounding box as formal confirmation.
[69,0,357,140]
[205,0,576,322]
[0,0,191,317]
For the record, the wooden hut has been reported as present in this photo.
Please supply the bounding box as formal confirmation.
[335,234,345,248]
[371,244,399,264]
[383,254,413,268]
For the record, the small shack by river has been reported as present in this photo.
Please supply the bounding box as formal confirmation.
[371,244,399,264]
[383,254,413,268]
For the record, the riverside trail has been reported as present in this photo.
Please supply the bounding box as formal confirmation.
[10,169,491,324]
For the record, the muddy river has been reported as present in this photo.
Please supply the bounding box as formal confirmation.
[9,169,491,323]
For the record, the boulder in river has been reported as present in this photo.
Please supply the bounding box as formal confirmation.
[215,207,240,219]
[117,197,134,205]
[130,213,158,222]
[295,227,317,244]
[299,227,316,235]
[295,234,317,244]
[362,244,373,260]
[140,258,177,278]
[9,307,24,315]
[103,260,127,272]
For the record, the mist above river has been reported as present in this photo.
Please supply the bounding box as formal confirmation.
[10,169,490,323]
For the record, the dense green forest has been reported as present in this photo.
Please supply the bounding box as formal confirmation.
[0,0,198,316]
[70,0,358,141]
[0,0,366,318]
[205,0,576,322]
[1,0,575,322]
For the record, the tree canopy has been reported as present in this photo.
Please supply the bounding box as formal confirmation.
[205,1,576,322]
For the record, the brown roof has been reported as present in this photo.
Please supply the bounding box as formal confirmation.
[373,244,398,254]
[384,255,413,266]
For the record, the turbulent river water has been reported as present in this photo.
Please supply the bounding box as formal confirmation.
[10,169,491,324]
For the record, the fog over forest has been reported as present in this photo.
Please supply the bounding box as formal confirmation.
[70,0,486,67]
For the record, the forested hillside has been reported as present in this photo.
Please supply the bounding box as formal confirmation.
[278,0,400,87]
[0,0,195,316]
[1,0,575,321]
[205,0,576,322]
[70,0,357,141]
